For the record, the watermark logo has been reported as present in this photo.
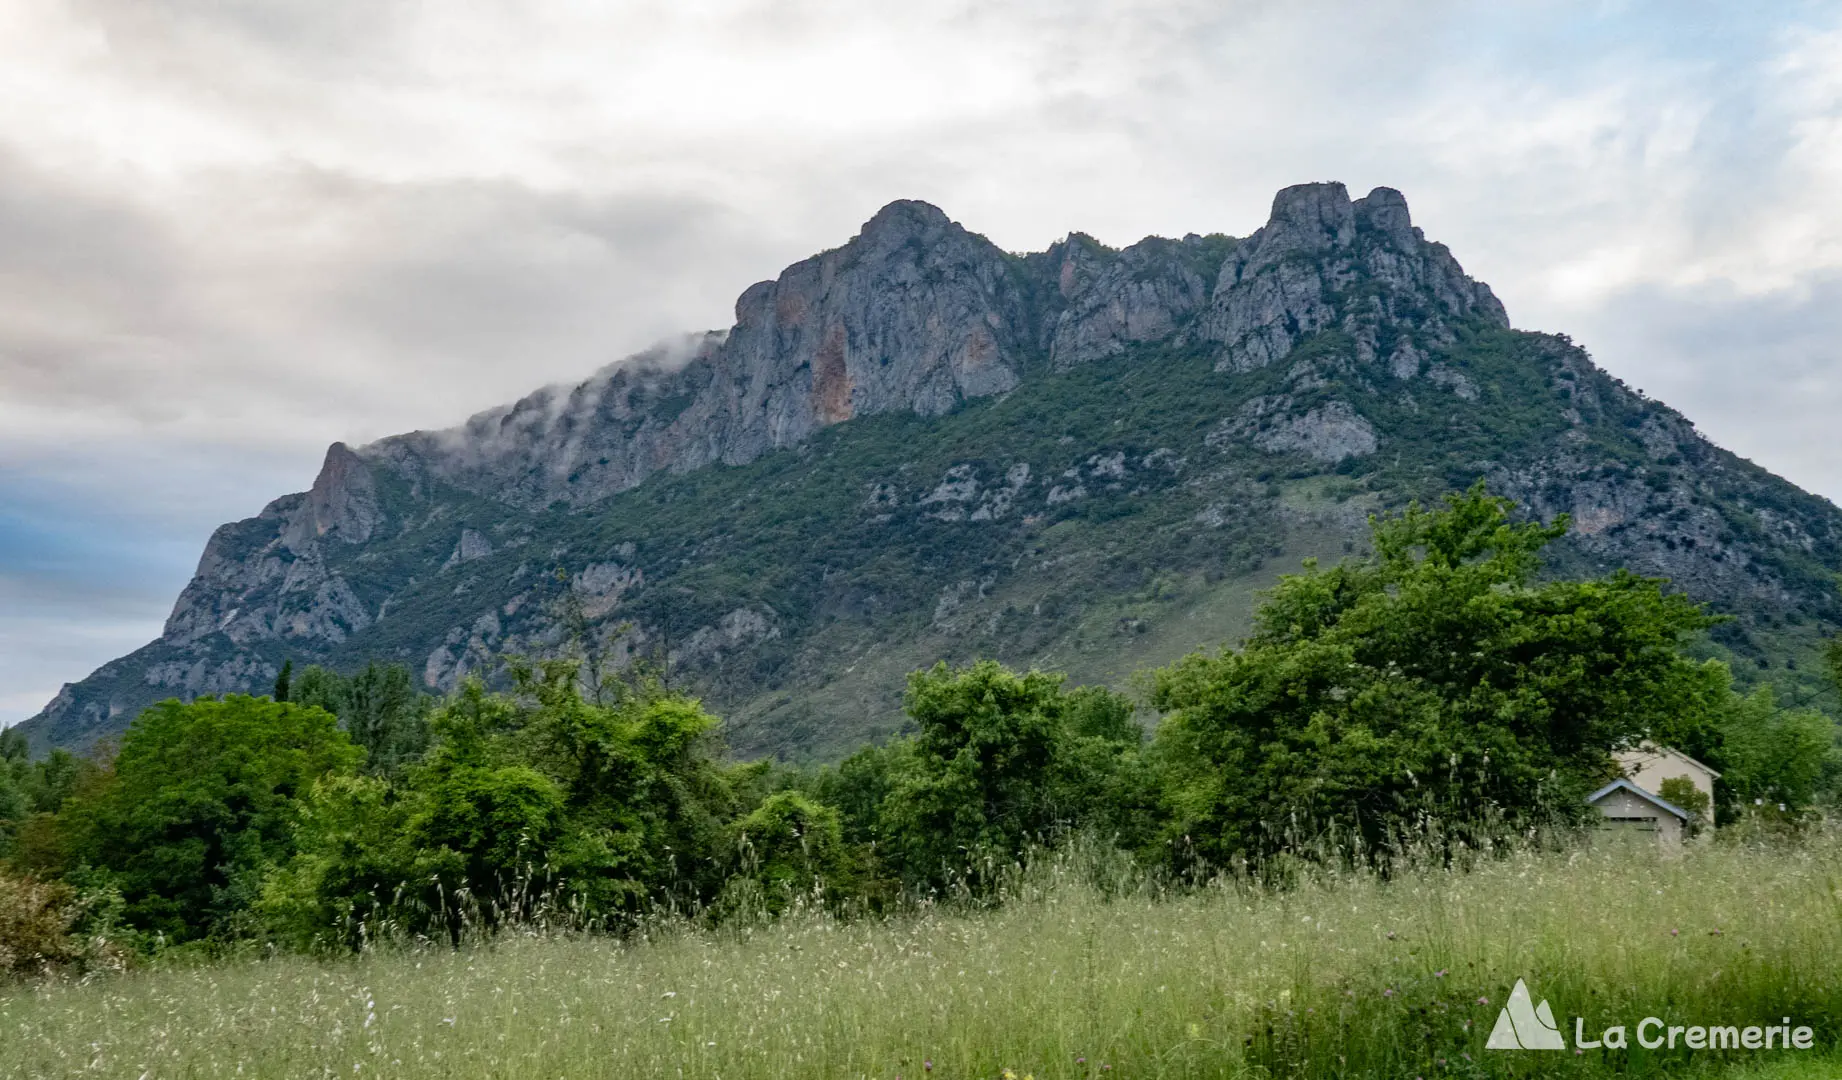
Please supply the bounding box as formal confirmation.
[1485,978,1566,1050]
[1484,977,1816,1054]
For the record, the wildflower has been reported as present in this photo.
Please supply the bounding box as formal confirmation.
[1671,928,1679,936]
[1003,1069,1017,1080]
[1433,970,1446,978]
[1383,988,1394,998]
[1386,931,1396,940]
[924,1062,933,1073]
[1476,997,1489,1006]
[1076,1057,1085,1064]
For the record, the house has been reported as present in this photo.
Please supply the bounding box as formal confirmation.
[1586,778,1692,846]
[1614,744,1720,827]
[1584,744,1721,846]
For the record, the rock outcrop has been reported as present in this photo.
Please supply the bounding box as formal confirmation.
[1045,234,1223,368]
[365,200,1036,509]
[1203,183,1508,372]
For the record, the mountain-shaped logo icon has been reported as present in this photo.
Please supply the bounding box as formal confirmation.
[1485,978,1566,1050]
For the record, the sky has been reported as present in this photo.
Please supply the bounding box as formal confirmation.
[2,0,1840,726]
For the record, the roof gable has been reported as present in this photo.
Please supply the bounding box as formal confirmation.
[1586,778,1691,821]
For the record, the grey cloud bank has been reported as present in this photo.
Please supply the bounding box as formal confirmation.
[2,0,1839,724]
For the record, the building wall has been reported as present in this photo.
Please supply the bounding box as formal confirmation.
[1615,746,1716,827]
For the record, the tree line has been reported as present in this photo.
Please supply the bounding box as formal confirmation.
[2,486,1838,967]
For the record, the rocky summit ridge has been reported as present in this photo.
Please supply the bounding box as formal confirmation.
[20,183,1842,756]
[361,183,1502,509]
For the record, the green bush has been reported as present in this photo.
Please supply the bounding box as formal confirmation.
[0,868,78,976]
[57,695,362,943]
[720,791,854,917]
[875,661,1144,890]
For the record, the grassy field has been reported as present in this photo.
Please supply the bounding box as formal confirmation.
[3,832,1840,1079]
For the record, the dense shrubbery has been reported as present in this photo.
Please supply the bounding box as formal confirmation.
[1151,484,1740,865]
[0,869,81,976]
[3,487,1839,966]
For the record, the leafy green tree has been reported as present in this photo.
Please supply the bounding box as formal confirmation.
[289,664,343,714]
[272,660,293,703]
[1,749,107,877]
[1656,776,1711,822]
[0,729,27,844]
[1715,688,1837,813]
[59,695,361,942]
[261,681,550,950]
[257,774,423,950]
[815,740,910,847]
[1150,484,1732,866]
[877,660,1145,888]
[513,659,735,913]
[281,663,430,776]
[0,760,23,861]
[343,663,430,775]
[721,791,853,916]
[266,661,739,946]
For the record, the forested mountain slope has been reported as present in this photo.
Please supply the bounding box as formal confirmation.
[21,182,1842,758]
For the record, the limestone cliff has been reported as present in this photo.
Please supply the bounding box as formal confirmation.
[364,199,1037,509]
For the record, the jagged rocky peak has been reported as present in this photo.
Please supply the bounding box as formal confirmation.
[284,441,382,549]
[1253,180,1364,256]
[850,197,955,247]
[724,196,1028,427]
[349,186,1517,510]
[1204,181,1509,372]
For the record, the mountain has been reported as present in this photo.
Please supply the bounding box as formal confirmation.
[20,183,1842,758]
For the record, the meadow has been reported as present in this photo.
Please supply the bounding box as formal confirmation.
[3,829,1839,1080]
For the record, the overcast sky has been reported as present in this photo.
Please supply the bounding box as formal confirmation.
[3,0,1840,726]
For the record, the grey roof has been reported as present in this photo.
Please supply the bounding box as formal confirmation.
[1586,778,1691,821]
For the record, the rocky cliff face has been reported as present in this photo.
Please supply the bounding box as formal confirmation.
[365,199,1039,509]
[1203,184,1508,371]
[1042,232,1223,368]
[21,183,1842,755]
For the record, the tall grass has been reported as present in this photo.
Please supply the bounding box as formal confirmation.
[3,829,1839,1079]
